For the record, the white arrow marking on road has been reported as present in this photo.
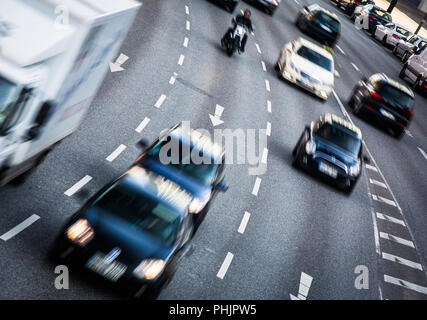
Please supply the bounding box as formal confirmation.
[109,53,129,72]
[290,272,313,300]
[418,147,427,160]
[0,214,40,241]
[209,104,224,127]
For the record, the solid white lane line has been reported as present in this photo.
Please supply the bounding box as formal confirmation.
[265,80,270,92]
[154,94,167,108]
[365,164,378,172]
[376,212,405,227]
[267,100,272,113]
[64,175,92,197]
[266,122,271,136]
[372,194,397,207]
[418,147,427,160]
[255,43,262,54]
[380,232,415,248]
[183,37,189,47]
[135,117,150,133]
[261,61,266,72]
[382,252,423,271]
[178,54,185,66]
[0,215,40,241]
[261,148,268,164]
[106,144,126,162]
[185,5,189,15]
[369,178,387,189]
[336,45,345,55]
[217,252,234,279]
[384,275,427,295]
[351,62,360,72]
[238,211,251,234]
[252,177,262,196]
[186,20,190,30]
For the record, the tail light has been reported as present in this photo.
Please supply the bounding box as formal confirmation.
[370,90,382,101]
[402,108,413,119]
[369,14,377,21]
[392,34,400,39]
[364,105,373,111]
[354,0,360,4]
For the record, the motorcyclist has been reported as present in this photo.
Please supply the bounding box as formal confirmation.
[222,9,254,53]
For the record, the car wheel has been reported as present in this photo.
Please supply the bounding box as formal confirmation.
[344,181,355,194]
[371,27,376,37]
[348,95,355,108]
[275,62,280,72]
[412,75,421,90]
[402,52,409,63]
[393,127,404,139]
[392,45,398,55]
[399,64,407,79]
[353,100,363,116]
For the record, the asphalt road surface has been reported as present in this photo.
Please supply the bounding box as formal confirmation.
[0,0,426,299]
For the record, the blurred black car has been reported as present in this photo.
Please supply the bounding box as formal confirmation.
[353,5,392,33]
[334,0,374,15]
[348,73,414,138]
[209,0,240,12]
[243,0,281,15]
[51,167,196,299]
[296,4,341,46]
[292,113,367,194]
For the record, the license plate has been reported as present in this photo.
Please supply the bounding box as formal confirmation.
[379,108,395,120]
[299,79,313,89]
[318,162,338,178]
[86,252,127,282]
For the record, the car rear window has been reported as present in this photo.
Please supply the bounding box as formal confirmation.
[296,46,333,71]
[314,11,340,32]
[396,27,411,36]
[419,41,427,48]
[377,83,414,109]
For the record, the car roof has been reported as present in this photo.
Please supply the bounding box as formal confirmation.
[322,113,362,138]
[308,4,339,21]
[372,73,414,98]
[296,37,334,60]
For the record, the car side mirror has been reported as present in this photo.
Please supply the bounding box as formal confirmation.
[363,155,370,164]
[216,180,229,192]
[137,138,149,150]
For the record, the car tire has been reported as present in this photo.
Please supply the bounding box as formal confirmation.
[275,62,280,72]
[399,64,407,79]
[353,100,363,116]
[392,45,398,55]
[371,27,376,37]
[393,127,404,139]
[412,75,421,90]
[402,52,410,63]
[348,95,355,108]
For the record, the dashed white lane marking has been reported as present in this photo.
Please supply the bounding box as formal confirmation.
[384,275,427,295]
[267,100,272,113]
[372,194,397,207]
[351,62,360,72]
[290,272,313,300]
[261,148,268,164]
[251,177,262,196]
[376,212,406,227]
[371,210,381,255]
[135,117,150,133]
[0,214,40,241]
[154,94,167,108]
[336,45,346,55]
[365,164,378,172]
[369,178,387,189]
[266,121,271,136]
[417,147,427,160]
[169,72,178,85]
[265,80,270,92]
[64,175,92,197]
[382,252,423,271]
[178,54,185,66]
[238,211,251,234]
[106,144,126,162]
[294,0,300,4]
[380,232,415,248]
[405,129,413,138]
[261,61,266,72]
[183,37,189,48]
[255,43,262,54]
[185,5,189,15]
[217,252,234,279]
[186,20,190,30]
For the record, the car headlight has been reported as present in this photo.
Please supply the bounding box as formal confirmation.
[305,140,316,155]
[133,259,165,280]
[189,196,209,214]
[349,163,360,177]
[66,219,94,246]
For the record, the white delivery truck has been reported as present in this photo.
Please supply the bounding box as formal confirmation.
[400,45,427,92]
[0,0,141,186]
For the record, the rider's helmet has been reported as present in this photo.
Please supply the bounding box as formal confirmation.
[243,9,251,18]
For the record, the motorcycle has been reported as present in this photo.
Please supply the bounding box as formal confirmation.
[221,19,248,56]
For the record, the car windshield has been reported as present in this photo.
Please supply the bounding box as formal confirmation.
[315,123,361,156]
[314,11,340,32]
[296,46,332,71]
[419,41,427,48]
[372,8,392,21]
[0,76,20,130]
[92,178,182,246]
[378,84,414,109]
[396,27,410,36]
[147,134,219,186]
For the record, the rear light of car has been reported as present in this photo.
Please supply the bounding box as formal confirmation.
[364,105,373,111]
[369,14,376,21]
[370,90,382,101]
[424,84,427,88]
[392,34,401,39]
[402,108,413,119]
[354,0,360,4]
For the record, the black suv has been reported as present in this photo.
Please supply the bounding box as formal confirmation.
[348,73,414,138]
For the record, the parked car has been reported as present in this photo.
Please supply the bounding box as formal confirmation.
[393,33,427,62]
[372,22,412,48]
[348,73,415,138]
[332,0,374,16]
[295,4,341,46]
[352,5,392,33]
[400,45,427,93]
[243,0,281,15]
